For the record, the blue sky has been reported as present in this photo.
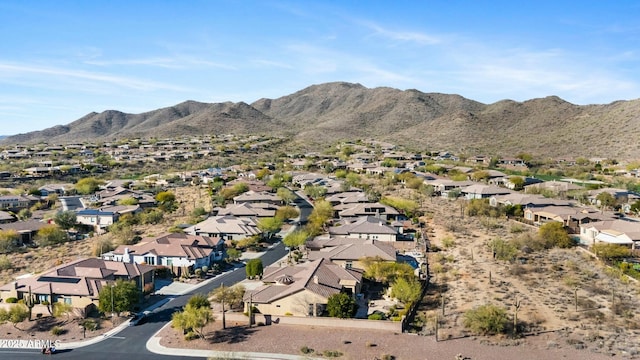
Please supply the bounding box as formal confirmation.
[1,1,640,136]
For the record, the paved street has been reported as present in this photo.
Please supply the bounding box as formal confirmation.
[0,191,309,359]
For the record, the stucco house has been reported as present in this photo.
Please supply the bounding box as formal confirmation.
[328,216,399,242]
[215,202,277,218]
[102,233,224,273]
[0,219,49,244]
[76,205,141,230]
[325,191,370,206]
[306,237,397,270]
[579,219,640,248]
[523,206,615,232]
[233,191,282,206]
[0,194,37,212]
[185,215,261,240]
[461,184,512,200]
[489,193,574,208]
[334,202,401,222]
[0,210,15,224]
[0,258,154,315]
[244,258,362,317]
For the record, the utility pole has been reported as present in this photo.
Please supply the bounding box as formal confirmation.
[221,282,226,330]
[111,284,115,318]
[248,293,253,328]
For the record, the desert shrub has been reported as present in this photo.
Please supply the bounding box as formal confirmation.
[81,319,98,331]
[508,264,528,277]
[441,236,455,249]
[511,232,547,252]
[463,304,508,335]
[538,222,574,248]
[184,331,199,341]
[381,355,395,360]
[368,312,386,320]
[487,238,517,262]
[155,266,172,278]
[92,238,115,257]
[322,350,343,357]
[300,346,314,354]
[40,300,50,306]
[563,275,579,288]
[0,255,13,270]
[5,297,17,303]
[51,326,66,335]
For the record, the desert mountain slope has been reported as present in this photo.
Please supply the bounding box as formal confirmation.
[3,82,640,159]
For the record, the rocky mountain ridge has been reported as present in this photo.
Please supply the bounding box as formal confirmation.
[3,82,639,159]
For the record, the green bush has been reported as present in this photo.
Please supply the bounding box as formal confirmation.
[40,300,50,306]
[300,346,314,354]
[51,326,66,335]
[322,350,343,357]
[368,312,386,320]
[184,331,199,341]
[5,297,17,303]
[463,304,508,335]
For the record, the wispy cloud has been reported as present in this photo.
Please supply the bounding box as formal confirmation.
[250,59,293,69]
[84,56,236,70]
[442,45,639,104]
[358,20,442,45]
[0,62,189,91]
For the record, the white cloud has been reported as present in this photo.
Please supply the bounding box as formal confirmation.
[0,62,189,92]
[250,59,293,69]
[84,56,236,70]
[357,20,442,45]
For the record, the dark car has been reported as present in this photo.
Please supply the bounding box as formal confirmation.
[129,312,148,326]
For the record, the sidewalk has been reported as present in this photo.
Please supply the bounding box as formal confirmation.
[58,249,288,351]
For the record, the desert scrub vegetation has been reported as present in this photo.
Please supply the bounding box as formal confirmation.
[463,303,509,335]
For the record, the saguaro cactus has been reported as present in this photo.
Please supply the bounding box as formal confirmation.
[25,286,36,321]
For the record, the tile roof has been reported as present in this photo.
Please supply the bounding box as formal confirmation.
[111,232,220,260]
[247,259,361,304]
[307,238,397,263]
[329,216,398,236]
[0,258,154,299]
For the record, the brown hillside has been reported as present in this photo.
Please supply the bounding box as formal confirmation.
[3,82,640,159]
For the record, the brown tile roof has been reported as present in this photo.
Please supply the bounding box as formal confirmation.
[307,239,397,263]
[0,258,154,299]
[247,259,361,304]
[111,232,220,260]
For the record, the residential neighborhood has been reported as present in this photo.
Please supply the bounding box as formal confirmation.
[0,136,639,359]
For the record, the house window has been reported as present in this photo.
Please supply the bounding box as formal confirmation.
[166,259,172,266]
[345,261,353,269]
[37,294,48,303]
[144,256,155,265]
[63,297,72,305]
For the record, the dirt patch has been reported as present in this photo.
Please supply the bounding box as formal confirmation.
[0,316,118,344]
[414,196,640,358]
[157,317,615,360]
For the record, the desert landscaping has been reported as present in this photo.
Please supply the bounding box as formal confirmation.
[2,183,640,359]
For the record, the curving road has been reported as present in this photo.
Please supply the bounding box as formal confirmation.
[4,242,287,360]
[2,193,311,359]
